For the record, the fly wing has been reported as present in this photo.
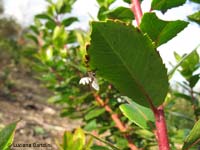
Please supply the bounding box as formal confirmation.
[91,78,99,91]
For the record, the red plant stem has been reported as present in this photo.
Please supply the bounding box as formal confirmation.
[94,94,138,150]
[153,105,170,150]
[130,0,143,26]
[130,1,170,149]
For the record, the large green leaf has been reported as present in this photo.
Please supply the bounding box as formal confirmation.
[140,13,188,47]
[88,20,169,107]
[182,119,200,150]
[0,121,18,150]
[188,11,200,25]
[104,7,134,22]
[120,99,154,129]
[151,0,186,13]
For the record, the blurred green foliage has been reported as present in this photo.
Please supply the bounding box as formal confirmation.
[0,0,200,149]
[27,0,200,149]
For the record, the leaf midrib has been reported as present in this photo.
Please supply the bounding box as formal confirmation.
[131,104,149,121]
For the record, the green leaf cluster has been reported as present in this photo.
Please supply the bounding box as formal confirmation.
[174,50,199,87]
[58,128,93,150]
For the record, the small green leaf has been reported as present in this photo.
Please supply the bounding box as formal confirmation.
[52,26,68,47]
[30,25,39,35]
[35,13,54,22]
[134,129,154,139]
[98,6,108,20]
[26,34,38,44]
[62,17,78,27]
[190,0,200,3]
[151,0,186,13]
[104,7,134,22]
[62,131,68,150]
[182,119,200,150]
[56,0,64,13]
[45,47,53,61]
[0,121,18,150]
[188,11,200,25]
[85,108,105,120]
[96,0,115,8]
[88,20,169,107]
[56,0,75,13]
[123,0,131,4]
[140,13,188,47]
[45,20,56,30]
[120,99,154,129]
[168,48,198,78]
[53,26,64,40]
[116,137,128,149]
[175,50,199,79]
[67,31,77,44]
[46,0,53,4]
[84,120,98,131]
[63,131,73,149]
[189,74,200,88]
[73,128,85,149]
[174,51,182,61]
[91,145,110,150]
[173,92,193,102]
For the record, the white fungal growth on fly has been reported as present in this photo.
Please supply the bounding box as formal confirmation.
[79,72,99,91]
[79,77,92,85]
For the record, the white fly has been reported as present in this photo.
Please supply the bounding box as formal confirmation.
[79,72,99,91]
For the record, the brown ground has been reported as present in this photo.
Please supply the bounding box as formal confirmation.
[0,64,82,149]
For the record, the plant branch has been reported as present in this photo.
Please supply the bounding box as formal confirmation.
[190,88,199,121]
[94,93,138,150]
[154,105,170,150]
[130,0,143,26]
[85,131,120,150]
